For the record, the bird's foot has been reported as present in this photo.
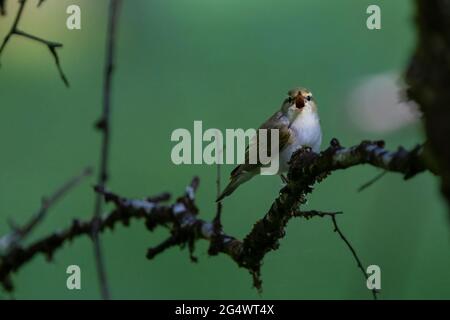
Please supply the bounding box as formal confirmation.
[302,146,313,153]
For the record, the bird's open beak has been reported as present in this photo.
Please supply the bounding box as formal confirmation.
[295,95,305,109]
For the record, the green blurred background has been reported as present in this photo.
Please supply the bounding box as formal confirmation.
[0,0,449,299]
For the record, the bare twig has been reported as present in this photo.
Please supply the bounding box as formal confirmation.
[0,167,92,254]
[0,140,427,295]
[330,215,378,300]
[208,163,223,256]
[0,0,26,55]
[91,0,122,300]
[0,0,6,15]
[216,163,222,222]
[213,163,223,228]
[294,209,378,299]
[293,210,343,219]
[357,170,387,192]
[0,0,69,86]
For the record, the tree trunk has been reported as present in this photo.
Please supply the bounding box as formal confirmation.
[407,0,450,211]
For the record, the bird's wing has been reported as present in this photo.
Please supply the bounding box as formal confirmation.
[230,113,291,178]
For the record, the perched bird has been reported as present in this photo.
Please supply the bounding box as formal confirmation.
[216,87,322,202]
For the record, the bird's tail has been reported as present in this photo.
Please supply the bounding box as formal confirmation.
[216,171,254,202]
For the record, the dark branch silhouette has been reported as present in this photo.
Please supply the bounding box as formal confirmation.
[91,0,123,300]
[0,0,6,15]
[0,167,92,254]
[209,163,223,256]
[0,167,92,291]
[0,0,69,86]
[357,170,387,192]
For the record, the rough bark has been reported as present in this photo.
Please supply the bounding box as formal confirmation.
[407,0,450,210]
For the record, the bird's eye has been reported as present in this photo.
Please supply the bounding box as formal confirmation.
[306,95,312,101]
[287,97,294,103]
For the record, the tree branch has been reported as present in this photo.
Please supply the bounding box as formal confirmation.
[0,0,6,16]
[232,139,426,289]
[91,0,122,300]
[0,139,427,296]
[0,0,69,86]
[0,167,92,255]
[294,210,378,300]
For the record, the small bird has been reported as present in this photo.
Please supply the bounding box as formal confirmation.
[216,87,322,202]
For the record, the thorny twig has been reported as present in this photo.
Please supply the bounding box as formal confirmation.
[0,0,69,86]
[0,139,427,297]
[91,0,122,300]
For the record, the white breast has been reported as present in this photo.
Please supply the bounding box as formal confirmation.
[279,108,322,173]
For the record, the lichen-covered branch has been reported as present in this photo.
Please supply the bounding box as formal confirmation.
[0,139,427,295]
[235,139,425,287]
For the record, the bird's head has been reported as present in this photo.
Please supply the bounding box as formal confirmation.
[281,87,317,122]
